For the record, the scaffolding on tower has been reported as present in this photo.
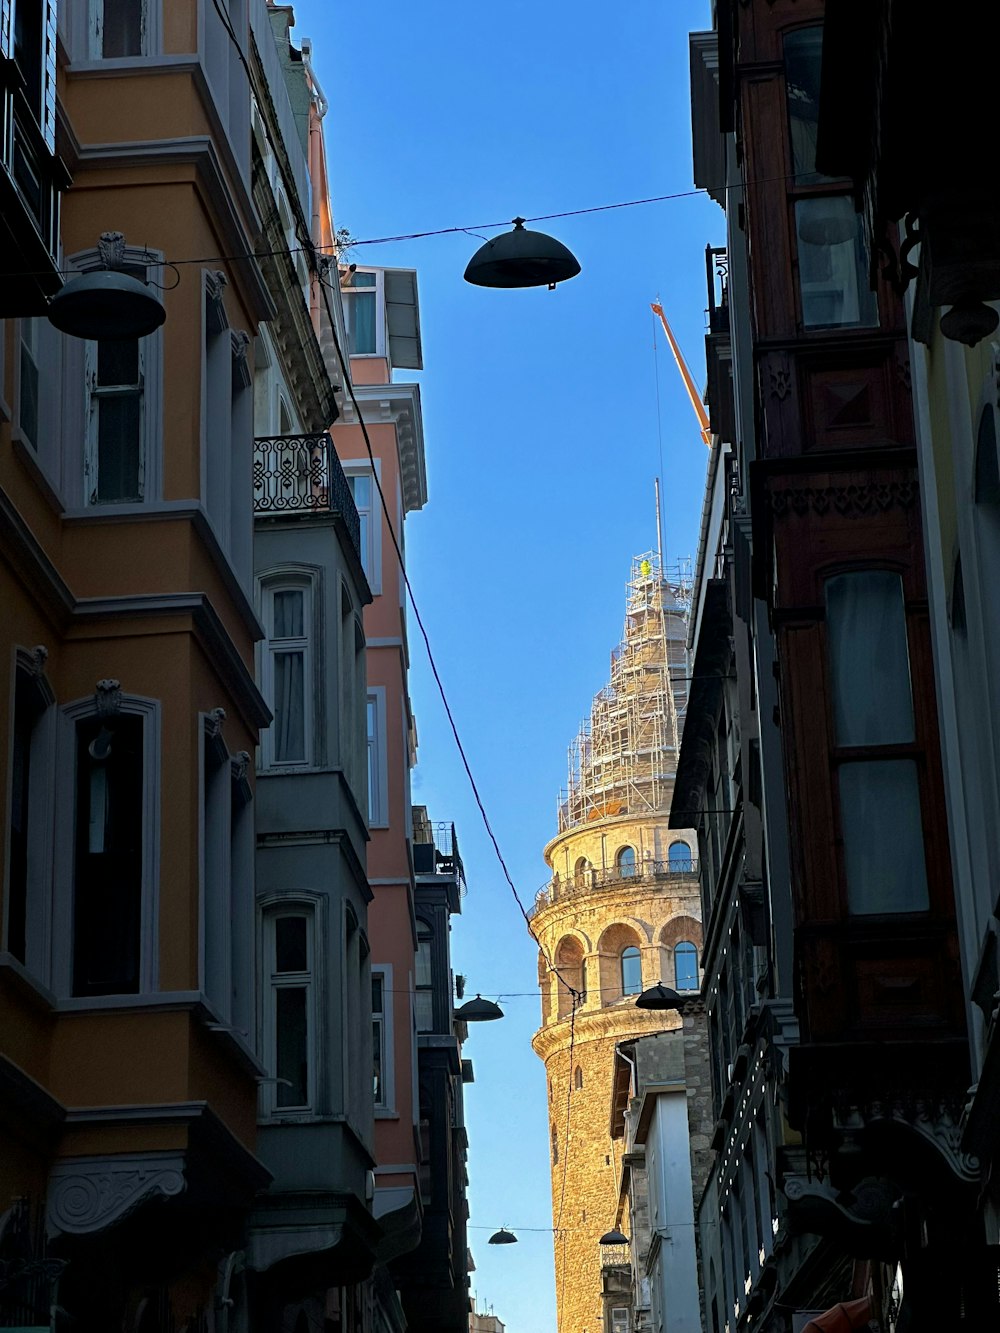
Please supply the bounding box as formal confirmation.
[558,551,692,833]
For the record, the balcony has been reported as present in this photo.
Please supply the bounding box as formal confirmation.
[253,432,361,560]
[704,244,735,445]
[528,859,699,919]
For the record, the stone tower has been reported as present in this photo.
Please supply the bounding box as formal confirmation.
[531,553,702,1333]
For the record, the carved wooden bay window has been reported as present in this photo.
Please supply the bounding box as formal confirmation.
[768,468,963,1042]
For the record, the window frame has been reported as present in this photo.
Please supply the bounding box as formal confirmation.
[258,572,317,771]
[4,648,56,977]
[371,962,395,1112]
[52,691,161,999]
[615,845,636,878]
[780,24,878,334]
[260,898,321,1118]
[620,945,642,997]
[340,267,385,359]
[823,568,931,915]
[341,460,382,593]
[674,940,699,992]
[366,686,388,827]
[415,918,434,1033]
[65,245,164,509]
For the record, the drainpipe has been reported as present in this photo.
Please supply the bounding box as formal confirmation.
[300,38,329,118]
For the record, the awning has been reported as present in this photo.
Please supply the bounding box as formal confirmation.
[800,1297,873,1333]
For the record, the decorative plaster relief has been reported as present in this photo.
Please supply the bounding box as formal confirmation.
[95,678,123,716]
[48,1154,186,1236]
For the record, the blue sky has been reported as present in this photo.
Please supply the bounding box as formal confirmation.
[294,3,720,1328]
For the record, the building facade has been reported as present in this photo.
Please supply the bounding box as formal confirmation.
[610,1027,713,1333]
[392,810,473,1333]
[532,553,703,1333]
[2,2,274,1330]
[685,2,994,1330]
[816,0,1000,1257]
[331,260,426,1287]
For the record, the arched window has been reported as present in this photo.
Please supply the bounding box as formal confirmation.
[675,941,699,991]
[551,1123,559,1164]
[621,946,642,996]
[574,1066,583,1090]
[668,840,692,871]
[616,846,636,878]
[574,856,592,883]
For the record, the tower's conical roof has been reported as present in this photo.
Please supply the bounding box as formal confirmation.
[558,552,691,833]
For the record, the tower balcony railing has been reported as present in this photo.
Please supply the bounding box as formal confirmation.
[528,858,699,919]
[253,432,361,562]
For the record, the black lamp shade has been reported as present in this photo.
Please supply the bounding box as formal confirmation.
[635,982,684,1011]
[48,270,166,341]
[464,219,581,289]
[455,995,504,1022]
[488,1228,518,1245]
[599,1229,629,1246]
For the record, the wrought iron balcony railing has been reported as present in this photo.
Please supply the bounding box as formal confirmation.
[253,432,361,561]
[528,858,699,918]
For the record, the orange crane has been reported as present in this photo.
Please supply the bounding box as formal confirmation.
[650,302,712,448]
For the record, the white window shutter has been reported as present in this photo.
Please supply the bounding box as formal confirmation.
[0,1,12,60]
[42,0,57,151]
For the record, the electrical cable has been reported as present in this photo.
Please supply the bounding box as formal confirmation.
[8,170,804,286]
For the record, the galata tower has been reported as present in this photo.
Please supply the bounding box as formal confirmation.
[531,551,702,1333]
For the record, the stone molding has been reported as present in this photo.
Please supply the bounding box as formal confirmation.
[47,1153,186,1236]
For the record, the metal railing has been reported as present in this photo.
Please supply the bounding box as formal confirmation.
[253,433,361,561]
[528,858,699,918]
[706,244,729,335]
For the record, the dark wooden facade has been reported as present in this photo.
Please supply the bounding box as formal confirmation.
[727,0,968,1104]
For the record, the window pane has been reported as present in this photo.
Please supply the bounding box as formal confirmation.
[347,272,377,289]
[416,934,433,987]
[275,986,308,1105]
[20,337,39,448]
[784,28,828,184]
[795,197,877,329]
[621,946,642,995]
[349,474,371,508]
[272,590,304,639]
[74,715,143,996]
[103,0,144,57]
[415,989,434,1033]
[275,916,307,973]
[98,338,140,387]
[373,1016,383,1101]
[273,650,306,762]
[372,973,383,1013]
[97,394,142,501]
[347,292,377,355]
[826,572,914,746]
[668,841,692,871]
[675,942,699,991]
[617,846,636,876]
[839,760,929,913]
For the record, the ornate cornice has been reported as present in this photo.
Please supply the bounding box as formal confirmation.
[48,1153,186,1236]
[767,479,917,520]
[532,1004,682,1063]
